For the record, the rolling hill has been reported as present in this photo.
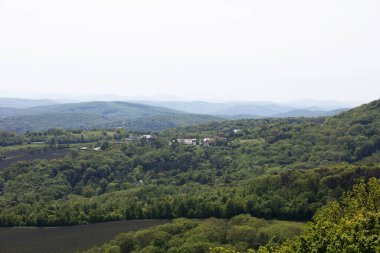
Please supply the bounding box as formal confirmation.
[0,101,183,119]
[0,99,353,132]
[0,101,221,132]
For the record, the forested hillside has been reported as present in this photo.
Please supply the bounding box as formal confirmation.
[0,100,350,133]
[83,215,305,253]
[83,178,380,253]
[0,101,182,118]
[0,101,221,132]
[0,99,379,226]
[211,178,380,253]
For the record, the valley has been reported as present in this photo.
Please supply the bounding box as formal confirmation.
[1,1,378,251]
[0,99,379,252]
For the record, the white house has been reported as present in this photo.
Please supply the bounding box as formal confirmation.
[202,138,214,146]
[233,129,242,134]
[177,139,197,145]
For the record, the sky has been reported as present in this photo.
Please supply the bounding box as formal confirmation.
[0,0,379,103]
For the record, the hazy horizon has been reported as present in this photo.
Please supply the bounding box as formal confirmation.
[1,0,379,103]
[0,93,364,108]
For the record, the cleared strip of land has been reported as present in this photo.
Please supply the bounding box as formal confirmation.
[0,149,69,169]
[0,219,171,253]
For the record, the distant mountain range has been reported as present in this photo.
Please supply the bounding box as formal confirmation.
[0,98,351,132]
[270,108,348,118]
[133,100,350,118]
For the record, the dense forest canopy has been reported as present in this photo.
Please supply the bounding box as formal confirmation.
[82,178,380,253]
[83,215,306,253]
[211,178,380,253]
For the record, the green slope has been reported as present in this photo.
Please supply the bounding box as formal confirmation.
[0,101,182,119]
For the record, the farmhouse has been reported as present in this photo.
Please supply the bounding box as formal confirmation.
[125,135,140,143]
[177,138,197,145]
[233,129,242,134]
[202,138,214,146]
[140,135,156,140]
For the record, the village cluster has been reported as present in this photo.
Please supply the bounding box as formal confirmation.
[127,134,227,147]
[77,129,242,151]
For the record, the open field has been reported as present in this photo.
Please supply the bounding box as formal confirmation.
[0,219,171,253]
[0,149,69,169]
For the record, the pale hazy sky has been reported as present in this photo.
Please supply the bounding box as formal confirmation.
[0,0,379,102]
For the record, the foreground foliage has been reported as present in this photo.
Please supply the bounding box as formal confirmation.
[258,177,380,253]
[82,215,304,253]
[84,178,380,253]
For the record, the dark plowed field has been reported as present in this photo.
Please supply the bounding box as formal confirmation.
[0,149,69,169]
[0,219,171,253]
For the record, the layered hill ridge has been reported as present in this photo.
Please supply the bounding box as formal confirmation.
[0,98,373,134]
[0,101,221,132]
